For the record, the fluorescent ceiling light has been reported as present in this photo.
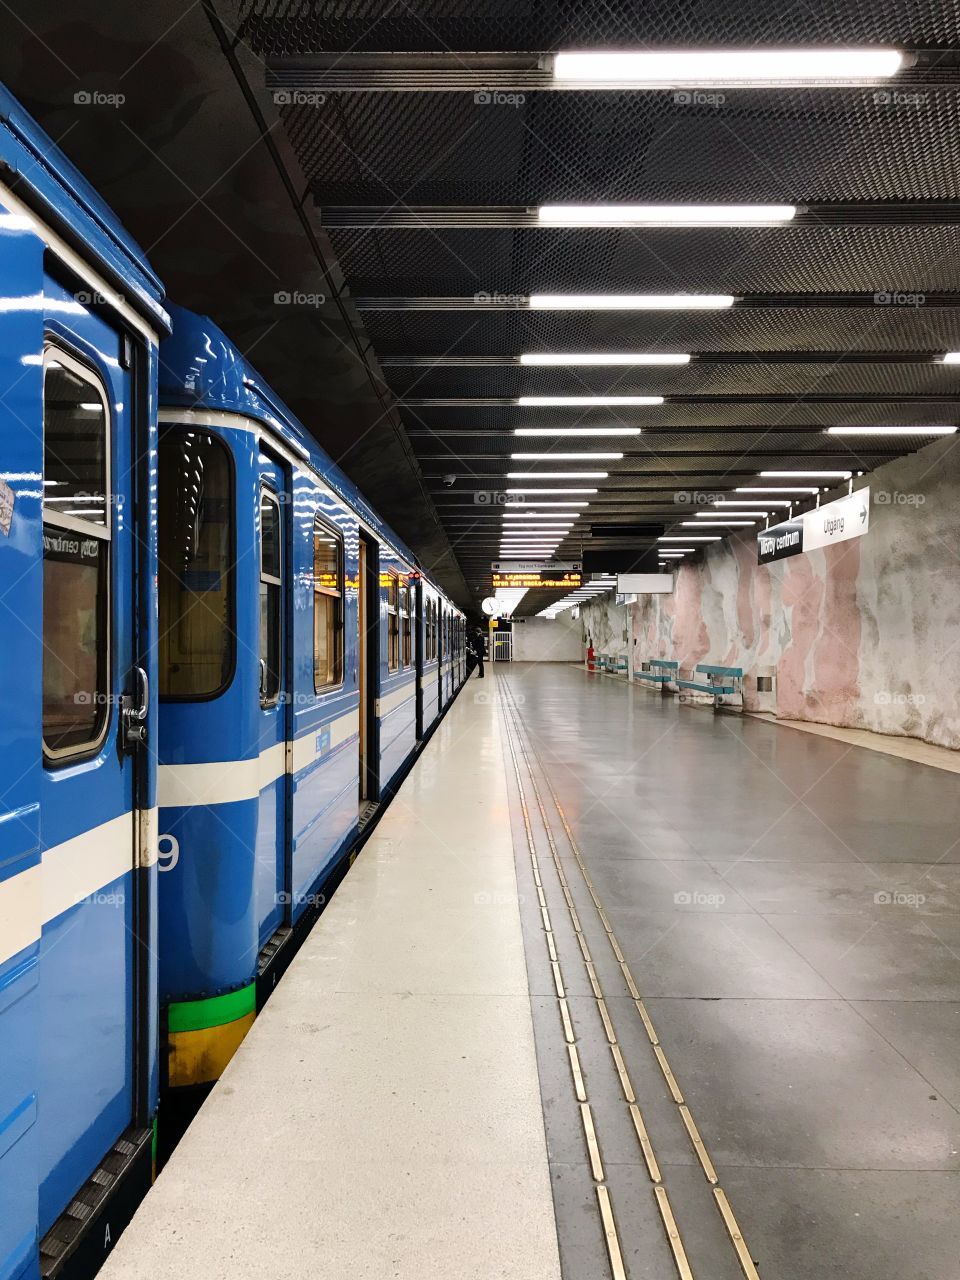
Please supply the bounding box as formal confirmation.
[682,520,756,527]
[512,452,624,459]
[712,499,792,508]
[515,427,641,436]
[942,352,960,364]
[506,471,608,478]
[736,486,819,494]
[529,293,735,310]
[505,487,597,494]
[551,48,904,86]
[658,535,721,542]
[538,203,795,226]
[519,352,689,367]
[826,425,957,435]
[696,509,770,518]
[761,470,852,478]
[517,395,662,407]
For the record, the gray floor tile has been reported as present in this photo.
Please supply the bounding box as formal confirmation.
[608,908,837,998]
[710,859,960,916]
[644,996,960,1170]
[770,911,960,1000]
[853,1000,960,1110]
[716,1167,960,1280]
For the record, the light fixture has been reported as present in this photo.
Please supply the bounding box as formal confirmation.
[529,293,735,310]
[517,395,662,407]
[682,520,756,527]
[735,486,819,494]
[505,487,597,494]
[658,535,721,542]
[697,509,771,516]
[512,452,624,460]
[826,425,957,435]
[760,470,852,478]
[551,48,904,86]
[942,352,960,364]
[519,352,689,367]
[514,427,642,436]
[537,203,796,226]
[506,471,609,478]
[712,499,793,508]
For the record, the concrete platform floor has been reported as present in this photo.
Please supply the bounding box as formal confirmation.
[503,662,960,1280]
[103,663,960,1279]
[100,683,561,1280]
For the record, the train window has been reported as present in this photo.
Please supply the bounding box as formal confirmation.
[387,573,399,672]
[41,352,110,756]
[158,429,234,699]
[428,599,436,661]
[260,489,282,705]
[400,581,412,667]
[313,516,343,690]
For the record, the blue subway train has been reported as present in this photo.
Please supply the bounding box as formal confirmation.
[0,88,466,1280]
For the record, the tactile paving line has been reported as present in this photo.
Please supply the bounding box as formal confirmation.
[501,697,696,1280]
[502,680,762,1280]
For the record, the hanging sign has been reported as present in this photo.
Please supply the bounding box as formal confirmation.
[757,489,870,564]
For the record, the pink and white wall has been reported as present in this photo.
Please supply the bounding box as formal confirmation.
[579,436,960,750]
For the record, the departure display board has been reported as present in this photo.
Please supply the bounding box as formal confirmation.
[491,560,583,589]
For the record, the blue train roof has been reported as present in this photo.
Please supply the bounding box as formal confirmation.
[159,304,431,578]
[0,82,168,332]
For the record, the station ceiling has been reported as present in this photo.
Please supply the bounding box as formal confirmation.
[4,3,960,616]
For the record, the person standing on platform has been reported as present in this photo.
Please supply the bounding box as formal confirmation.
[468,627,486,679]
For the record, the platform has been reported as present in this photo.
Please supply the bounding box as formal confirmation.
[103,665,960,1280]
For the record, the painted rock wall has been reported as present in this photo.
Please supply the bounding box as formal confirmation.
[581,437,960,749]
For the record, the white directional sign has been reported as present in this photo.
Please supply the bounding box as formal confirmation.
[802,487,870,552]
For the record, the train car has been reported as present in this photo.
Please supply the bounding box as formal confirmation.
[0,89,168,1280]
[0,84,465,1280]
[155,306,465,1100]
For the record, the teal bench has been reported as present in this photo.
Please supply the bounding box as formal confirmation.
[635,658,679,690]
[604,654,628,676]
[676,663,744,709]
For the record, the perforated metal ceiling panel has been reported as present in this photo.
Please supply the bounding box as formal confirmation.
[242,0,960,610]
[239,1,960,53]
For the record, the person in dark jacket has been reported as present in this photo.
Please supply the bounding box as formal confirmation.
[468,627,486,678]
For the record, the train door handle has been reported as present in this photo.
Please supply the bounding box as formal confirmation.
[132,666,148,720]
[122,665,149,749]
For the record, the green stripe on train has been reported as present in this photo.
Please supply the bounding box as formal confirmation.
[167,982,256,1033]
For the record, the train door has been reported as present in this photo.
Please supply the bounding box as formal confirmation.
[37,293,147,1232]
[438,605,445,715]
[414,580,424,739]
[358,531,379,802]
[256,451,289,946]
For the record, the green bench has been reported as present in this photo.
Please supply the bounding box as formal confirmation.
[635,658,678,691]
[601,653,628,676]
[676,663,744,709]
